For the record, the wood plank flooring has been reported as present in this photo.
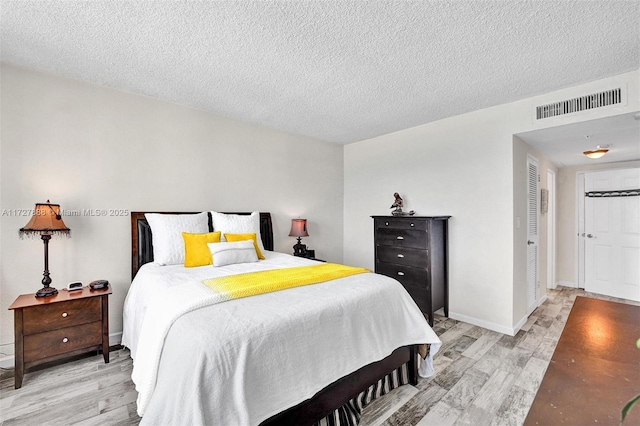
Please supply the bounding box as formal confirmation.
[1,286,638,425]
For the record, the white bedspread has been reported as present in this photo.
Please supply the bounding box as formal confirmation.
[122,252,441,425]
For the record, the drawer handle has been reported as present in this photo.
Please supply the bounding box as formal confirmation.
[62,312,68,318]
[397,271,405,276]
[410,223,415,227]
[396,236,404,240]
[62,338,69,343]
[397,254,405,258]
[385,222,389,226]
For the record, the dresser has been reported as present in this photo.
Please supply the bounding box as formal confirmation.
[9,286,111,388]
[372,216,450,326]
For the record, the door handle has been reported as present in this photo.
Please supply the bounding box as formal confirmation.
[527,240,534,245]
[586,234,595,238]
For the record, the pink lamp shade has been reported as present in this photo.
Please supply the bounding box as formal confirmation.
[288,219,309,237]
[288,219,308,255]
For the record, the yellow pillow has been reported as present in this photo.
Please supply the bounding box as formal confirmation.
[224,233,265,259]
[182,231,221,267]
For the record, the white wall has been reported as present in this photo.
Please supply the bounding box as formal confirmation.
[0,64,344,360]
[1,64,637,360]
[344,110,516,333]
[344,69,639,335]
[556,159,640,287]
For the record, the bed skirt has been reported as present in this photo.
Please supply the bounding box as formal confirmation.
[315,362,410,426]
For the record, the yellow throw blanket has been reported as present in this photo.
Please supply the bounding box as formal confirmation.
[202,263,370,299]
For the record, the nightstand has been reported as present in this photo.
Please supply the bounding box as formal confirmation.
[294,251,326,262]
[8,286,111,389]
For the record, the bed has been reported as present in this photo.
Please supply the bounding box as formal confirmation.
[122,211,441,425]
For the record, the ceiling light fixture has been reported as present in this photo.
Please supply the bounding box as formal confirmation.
[583,145,609,159]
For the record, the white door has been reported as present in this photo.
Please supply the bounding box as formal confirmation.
[527,155,539,313]
[584,168,640,302]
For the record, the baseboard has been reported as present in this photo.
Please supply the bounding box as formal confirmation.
[513,294,549,335]
[0,355,13,369]
[451,293,548,337]
[512,315,528,335]
[448,312,519,336]
[558,280,576,288]
[109,331,122,347]
[538,293,548,306]
[0,331,122,370]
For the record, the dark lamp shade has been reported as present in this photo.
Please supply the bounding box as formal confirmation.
[288,219,309,237]
[19,201,70,236]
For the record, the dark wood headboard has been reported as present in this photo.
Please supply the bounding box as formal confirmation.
[130,211,274,279]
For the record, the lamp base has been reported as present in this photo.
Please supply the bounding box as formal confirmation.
[293,239,307,256]
[35,286,58,298]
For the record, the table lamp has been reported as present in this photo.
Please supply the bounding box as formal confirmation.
[19,200,70,297]
[288,218,309,255]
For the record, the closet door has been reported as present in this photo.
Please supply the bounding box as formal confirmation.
[527,155,539,314]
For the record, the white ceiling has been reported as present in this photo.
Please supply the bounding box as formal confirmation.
[1,1,639,157]
[518,112,640,167]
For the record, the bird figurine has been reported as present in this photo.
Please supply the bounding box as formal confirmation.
[390,192,403,214]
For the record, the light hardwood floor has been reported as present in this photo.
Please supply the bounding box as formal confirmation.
[1,286,637,425]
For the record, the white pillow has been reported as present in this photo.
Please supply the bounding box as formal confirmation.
[210,211,266,254]
[208,240,259,267]
[145,212,209,265]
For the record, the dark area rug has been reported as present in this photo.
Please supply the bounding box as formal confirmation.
[525,296,640,425]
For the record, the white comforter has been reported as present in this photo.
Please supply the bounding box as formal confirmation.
[122,252,441,426]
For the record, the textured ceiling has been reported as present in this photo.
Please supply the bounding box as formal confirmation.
[1,1,639,144]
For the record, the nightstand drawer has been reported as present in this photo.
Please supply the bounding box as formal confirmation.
[375,217,428,231]
[376,263,429,288]
[376,246,429,268]
[23,321,103,362]
[23,298,101,335]
[375,228,428,249]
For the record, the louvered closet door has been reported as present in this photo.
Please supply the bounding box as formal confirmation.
[527,156,539,314]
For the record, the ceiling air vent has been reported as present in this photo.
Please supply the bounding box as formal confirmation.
[536,88,622,120]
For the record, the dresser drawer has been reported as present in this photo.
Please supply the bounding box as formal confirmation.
[23,321,102,362]
[376,246,429,268]
[375,228,428,249]
[376,263,430,288]
[375,217,428,231]
[23,298,101,335]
